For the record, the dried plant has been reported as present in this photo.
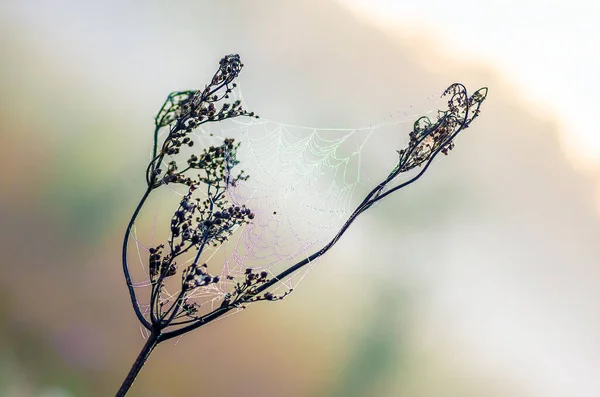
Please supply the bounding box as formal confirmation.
[116,54,488,396]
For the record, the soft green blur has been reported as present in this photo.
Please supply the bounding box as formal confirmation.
[1,1,599,397]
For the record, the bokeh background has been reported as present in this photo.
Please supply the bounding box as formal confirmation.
[1,1,600,396]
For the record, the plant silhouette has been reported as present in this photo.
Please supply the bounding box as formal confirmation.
[116,54,488,396]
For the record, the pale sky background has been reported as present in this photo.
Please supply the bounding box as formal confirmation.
[337,3,600,395]
[340,0,600,173]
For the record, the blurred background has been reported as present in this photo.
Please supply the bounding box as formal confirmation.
[1,1,599,396]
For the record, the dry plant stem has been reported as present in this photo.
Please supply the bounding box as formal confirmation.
[115,331,159,397]
[115,307,235,396]
[122,187,153,330]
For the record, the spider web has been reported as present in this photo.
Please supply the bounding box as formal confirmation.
[127,87,445,325]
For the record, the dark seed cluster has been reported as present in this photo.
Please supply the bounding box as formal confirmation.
[153,138,250,191]
[147,54,259,189]
[394,84,487,174]
[148,244,176,279]
[153,55,258,131]
[182,263,219,290]
[145,133,258,327]
[222,268,293,308]
[150,170,256,281]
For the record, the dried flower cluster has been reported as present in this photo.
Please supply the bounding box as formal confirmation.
[148,134,259,326]
[394,83,487,175]
[219,267,293,309]
[146,54,258,189]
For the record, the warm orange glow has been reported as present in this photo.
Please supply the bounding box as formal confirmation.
[339,0,600,172]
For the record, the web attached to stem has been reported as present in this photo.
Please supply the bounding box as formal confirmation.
[127,87,446,326]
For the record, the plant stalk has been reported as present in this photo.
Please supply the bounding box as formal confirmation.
[115,331,160,397]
